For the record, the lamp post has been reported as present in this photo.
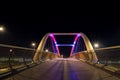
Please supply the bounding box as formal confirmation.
[9,49,13,70]
[31,42,36,63]
[32,42,36,51]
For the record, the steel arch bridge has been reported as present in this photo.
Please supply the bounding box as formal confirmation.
[33,33,98,63]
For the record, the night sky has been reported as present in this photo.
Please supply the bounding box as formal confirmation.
[0,15,120,52]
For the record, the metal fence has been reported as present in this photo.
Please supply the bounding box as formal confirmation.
[95,46,120,67]
[0,44,35,71]
[71,46,120,67]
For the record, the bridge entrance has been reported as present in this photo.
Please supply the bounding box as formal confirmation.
[33,33,98,63]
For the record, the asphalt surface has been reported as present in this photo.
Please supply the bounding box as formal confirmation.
[4,58,120,80]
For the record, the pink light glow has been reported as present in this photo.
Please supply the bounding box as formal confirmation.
[73,41,76,44]
[55,44,59,46]
[70,34,81,56]
[49,34,60,56]
[77,34,80,36]
[50,34,53,37]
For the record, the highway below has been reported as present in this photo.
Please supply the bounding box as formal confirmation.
[4,58,120,80]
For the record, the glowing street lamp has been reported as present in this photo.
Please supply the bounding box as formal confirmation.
[32,42,36,47]
[9,49,13,70]
[45,49,49,52]
[0,25,5,32]
[32,42,36,50]
[31,42,36,63]
[94,43,99,48]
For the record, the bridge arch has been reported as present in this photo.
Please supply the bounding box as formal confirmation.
[74,33,98,63]
[33,33,98,63]
[33,33,60,62]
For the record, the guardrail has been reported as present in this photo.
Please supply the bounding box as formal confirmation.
[0,44,38,78]
[95,46,120,66]
[0,43,59,78]
[71,46,120,74]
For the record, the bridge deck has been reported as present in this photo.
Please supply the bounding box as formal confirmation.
[4,58,120,80]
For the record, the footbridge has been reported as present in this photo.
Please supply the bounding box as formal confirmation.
[0,33,120,80]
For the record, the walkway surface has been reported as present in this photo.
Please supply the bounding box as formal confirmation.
[4,58,120,80]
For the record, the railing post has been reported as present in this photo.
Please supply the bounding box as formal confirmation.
[9,49,13,70]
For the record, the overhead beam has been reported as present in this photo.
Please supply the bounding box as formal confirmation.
[50,33,80,35]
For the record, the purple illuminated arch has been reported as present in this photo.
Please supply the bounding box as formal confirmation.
[49,34,60,56]
[70,34,80,56]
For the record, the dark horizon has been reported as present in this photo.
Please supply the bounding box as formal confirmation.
[0,16,120,48]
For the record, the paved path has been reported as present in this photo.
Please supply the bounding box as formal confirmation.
[4,58,120,80]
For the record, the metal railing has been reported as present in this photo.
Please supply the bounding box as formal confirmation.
[95,46,120,67]
[71,46,120,73]
[0,44,36,77]
[0,43,59,78]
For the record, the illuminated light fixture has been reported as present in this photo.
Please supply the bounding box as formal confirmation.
[55,41,57,44]
[72,44,75,47]
[45,49,49,52]
[94,43,99,48]
[77,34,80,37]
[49,34,53,37]
[0,27,4,31]
[56,44,58,46]
[0,25,5,32]
[32,42,36,47]
[73,41,76,44]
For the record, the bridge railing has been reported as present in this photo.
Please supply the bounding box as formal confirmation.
[0,44,59,77]
[71,46,120,65]
[0,44,36,76]
[71,46,120,73]
[40,51,59,61]
[95,46,120,67]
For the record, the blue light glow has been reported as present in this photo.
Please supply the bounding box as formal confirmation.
[55,44,58,46]
[56,44,74,46]
[72,44,75,47]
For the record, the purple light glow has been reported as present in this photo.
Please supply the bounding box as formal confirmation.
[55,41,57,44]
[48,33,81,57]
[49,34,60,56]
[73,41,76,44]
[72,44,75,47]
[55,44,58,46]
[49,34,53,37]
[70,34,80,56]
[77,34,80,37]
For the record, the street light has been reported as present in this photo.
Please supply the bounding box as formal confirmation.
[31,42,36,63]
[45,49,49,52]
[0,25,5,32]
[94,43,99,48]
[32,42,36,47]
[31,42,36,52]
[9,49,13,70]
